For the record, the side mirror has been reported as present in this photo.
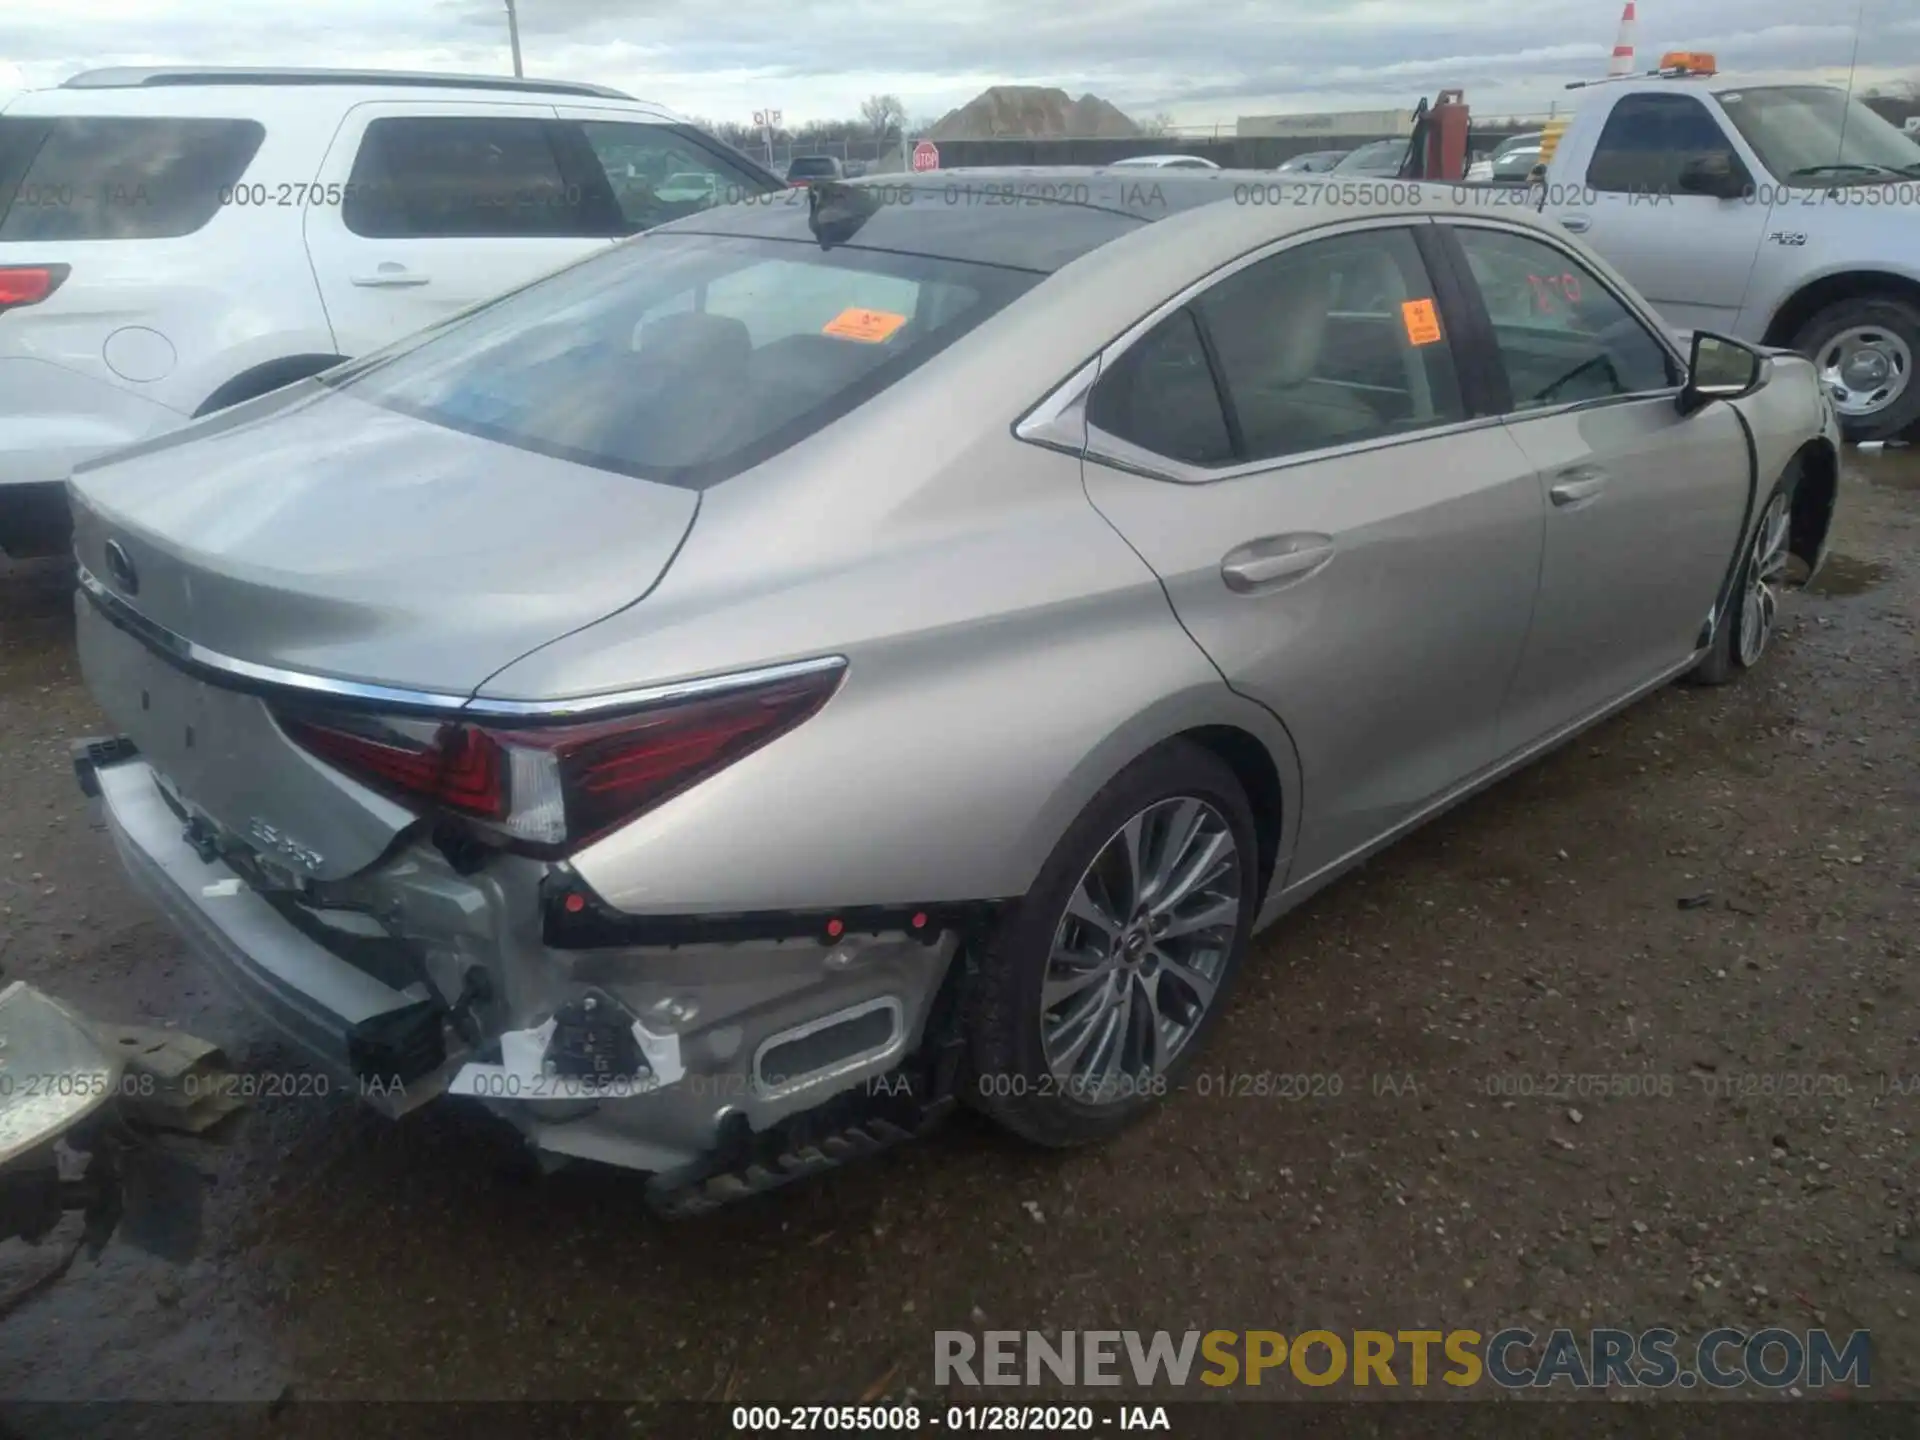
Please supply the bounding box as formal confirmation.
[1679,331,1766,414]
[1676,152,1749,200]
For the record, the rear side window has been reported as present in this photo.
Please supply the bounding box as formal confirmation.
[0,117,264,241]
[329,233,1036,487]
[1586,94,1737,194]
[1193,228,1465,463]
[343,117,590,239]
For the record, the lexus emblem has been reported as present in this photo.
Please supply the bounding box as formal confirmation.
[104,539,139,595]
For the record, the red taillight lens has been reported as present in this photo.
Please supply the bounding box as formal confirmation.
[274,666,841,855]
[0,264,70,313]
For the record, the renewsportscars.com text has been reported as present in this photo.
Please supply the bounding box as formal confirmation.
[935,1327,1870,1391]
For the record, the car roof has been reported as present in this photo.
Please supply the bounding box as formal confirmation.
[4,67,686,123]
[654,167,1573,275]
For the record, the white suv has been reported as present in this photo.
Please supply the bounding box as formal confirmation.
[0,66,784,554]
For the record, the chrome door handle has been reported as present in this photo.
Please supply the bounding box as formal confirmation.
[1559,214,1593,233]
[351,265,430,288]
[1221,534,1335,593]
[1548,468,1608,507]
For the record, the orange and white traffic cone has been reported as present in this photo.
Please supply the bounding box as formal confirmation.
[1609,0,1639,76]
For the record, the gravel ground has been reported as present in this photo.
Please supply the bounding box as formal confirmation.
[0,448,1915,1417]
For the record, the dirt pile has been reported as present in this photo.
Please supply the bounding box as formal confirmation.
[925,85,1140,140]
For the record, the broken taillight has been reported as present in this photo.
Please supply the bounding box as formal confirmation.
[0,264,70,314]
[273,666,842,856]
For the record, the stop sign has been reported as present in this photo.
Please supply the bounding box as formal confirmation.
[911,140,940,173]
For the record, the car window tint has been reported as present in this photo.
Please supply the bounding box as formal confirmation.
[343,117,587,239]
[1192,227,1465,462]
[1453,227,1677,408]
[1086,309,1233,465]
[1586,93,1736,194]
[575,121,773,234]
[0,117,264,241]
[331,233,1035,488]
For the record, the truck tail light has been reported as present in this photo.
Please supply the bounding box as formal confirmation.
[273,666,842,856]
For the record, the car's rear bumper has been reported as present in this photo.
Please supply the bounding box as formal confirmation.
[78,741,964,1186]
[86,749,464,1115]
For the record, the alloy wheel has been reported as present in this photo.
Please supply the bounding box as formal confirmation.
[1738,490,1792,669]
[1038,796,1241,1103]
[1816,325,1913,418]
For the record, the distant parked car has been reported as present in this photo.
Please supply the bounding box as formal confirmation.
[0,65,784,558]
[1276,149,1346,173]
[1466,131,1544,184]
[1331,138,1410,176]
[1109,154,1220,170]
[785,155,845,185]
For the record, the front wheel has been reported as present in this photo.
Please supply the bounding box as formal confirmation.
[1685,469,1796,687]
[1791,295,1920,442]
[966,741,1259,1147]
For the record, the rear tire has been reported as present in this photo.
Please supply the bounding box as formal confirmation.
[1790,295,1920,442]
[966,741,1259,1148]
[1685,465,1798,687]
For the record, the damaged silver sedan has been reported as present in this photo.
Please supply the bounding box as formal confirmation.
[65,173,1838,1212]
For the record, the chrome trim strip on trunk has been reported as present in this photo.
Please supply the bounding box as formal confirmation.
[75,563,848,723]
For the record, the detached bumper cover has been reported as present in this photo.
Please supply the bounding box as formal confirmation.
[87,753,459,1114]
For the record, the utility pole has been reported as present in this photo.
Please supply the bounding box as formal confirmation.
[504,0,524,77]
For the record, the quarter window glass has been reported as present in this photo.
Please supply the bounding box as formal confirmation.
[0,117,264,241]
[343,117,586,239]
[1454,227,1677,408]
[1586,94,1738,194]
[576,122,774,234]
[1086,309,1234,465]
[1193,228,1465,462]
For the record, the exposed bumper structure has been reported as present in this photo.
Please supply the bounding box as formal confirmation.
[77,742,970,1201]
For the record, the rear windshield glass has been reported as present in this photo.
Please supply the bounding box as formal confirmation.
[787,157,839,178]
[328,232,1037,488]
[0,117,265,241]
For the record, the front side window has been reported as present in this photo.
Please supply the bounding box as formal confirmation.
[0,116,264,241]
[1585,93,1739,194]
[575,121,775,234]
[343,117,587,239]
[328,233,1034,487]
[1192,228,1465,463]
[1453,226,1677,409]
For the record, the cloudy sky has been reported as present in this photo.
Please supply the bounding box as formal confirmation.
[2,0,1916,128]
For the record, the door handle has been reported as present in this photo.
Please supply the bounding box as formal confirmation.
[351,264,431,288]
[1548,468,1608,507]
[1221,534,1335,593]
[1559,214,1593,233]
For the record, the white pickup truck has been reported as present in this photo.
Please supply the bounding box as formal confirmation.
[1530,66,1920,440]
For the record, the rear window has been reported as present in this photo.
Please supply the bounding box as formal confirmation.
[343,116,589,239]
[787,157,839,179]
[328,232,1036,488]
[0,116,264,241]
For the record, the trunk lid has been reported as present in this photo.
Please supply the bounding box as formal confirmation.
[69,385,699,697]
[71,384,700,881]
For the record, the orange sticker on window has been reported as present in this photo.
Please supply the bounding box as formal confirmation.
[1402,298,1443,346]
[822,307,908,343]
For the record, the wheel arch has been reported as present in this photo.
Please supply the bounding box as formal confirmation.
[194,353,347,418]
[1787,436,1839,577]
[1761,268,1920,349]
[1015,684,1302,912]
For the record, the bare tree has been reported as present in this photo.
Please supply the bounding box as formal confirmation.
[1138,110,1179,137]
[859,94,908,141]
